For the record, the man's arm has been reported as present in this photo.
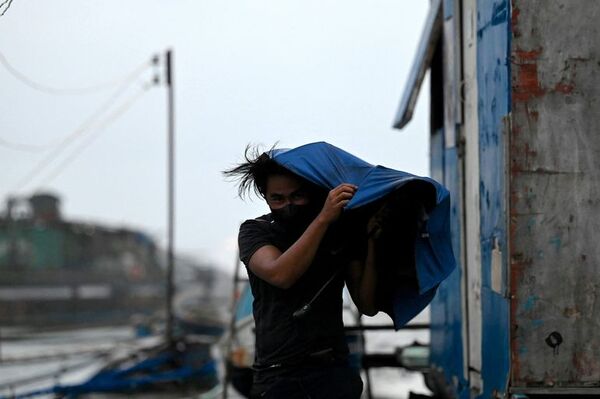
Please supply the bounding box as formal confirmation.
[248,183,357,289]
[345,208,388,316]
[346,237,378,316]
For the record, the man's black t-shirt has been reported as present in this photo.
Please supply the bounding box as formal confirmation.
[238,213,358,368]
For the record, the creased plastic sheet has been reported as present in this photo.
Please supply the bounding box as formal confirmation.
[271,142,456,328]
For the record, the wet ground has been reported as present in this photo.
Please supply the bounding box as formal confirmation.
[0,312,431,399]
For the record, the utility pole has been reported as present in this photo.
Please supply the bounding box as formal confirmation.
[165,49,176,345]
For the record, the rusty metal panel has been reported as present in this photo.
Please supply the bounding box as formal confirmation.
[510,0,600,389]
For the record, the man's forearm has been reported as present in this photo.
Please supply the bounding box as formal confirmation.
[263,216,330,289]
[358,238,378,315]
[249,183,356,289]
[345,237,378,316]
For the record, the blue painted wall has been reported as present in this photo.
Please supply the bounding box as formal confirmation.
[429,129,469,398]
[476,0,511,396]
[428,0,512,397]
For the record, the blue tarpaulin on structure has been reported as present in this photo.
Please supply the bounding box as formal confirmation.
[271,142,456,328]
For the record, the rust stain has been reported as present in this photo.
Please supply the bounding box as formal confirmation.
[511,255,532,284]
[509,213,519,240]
[554,82,575,94]
[511,2,521,37]
[510,323,521,381]
[512,47,546,102]
[510,125,536,172]
[572,351,600,378]
[512,124,521,136]
[511,3,520,24]
[513,63,546,102]
[514,48,542,61]
[563,307,581,319]
[510,154,523,174]
[509,115,524,387]
[509,108,529,383]
[527,110,539,122]
[509,251,533,355]
[523,144,537,168]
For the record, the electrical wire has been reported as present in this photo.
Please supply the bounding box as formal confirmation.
[0,0,13,17]
[0,50,153,95]
[0,54,158,153]
[1,78,134,153]
[0,138,54,153]
[11,76,151,190]
[39,83,152,186]
[13,82,153,191]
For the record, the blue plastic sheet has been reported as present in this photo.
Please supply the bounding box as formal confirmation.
[271,142,456,328]
[11,353,217,399]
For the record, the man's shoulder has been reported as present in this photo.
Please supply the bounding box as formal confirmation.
[239,214,276,239]
[238,214,276,266]
[241,214,273,228]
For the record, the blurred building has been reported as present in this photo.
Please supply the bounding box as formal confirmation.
[0,193,166,328]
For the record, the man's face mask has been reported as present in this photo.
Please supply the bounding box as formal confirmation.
[270,203,319,230]
[265,174,324,231]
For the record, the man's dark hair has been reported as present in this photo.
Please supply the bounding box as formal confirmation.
[223,144,297,199]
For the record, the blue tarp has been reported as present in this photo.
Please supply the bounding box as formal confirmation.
[271,142,456,328]
[10,349,217,399]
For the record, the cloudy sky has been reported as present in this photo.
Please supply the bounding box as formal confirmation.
[0,1,431,274]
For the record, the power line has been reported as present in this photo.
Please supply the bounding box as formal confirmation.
[0,55,160,153]
[39,83,152,186]
[11,76,153,190]
[0,72,142,153]
[0,0,14,17]
[0,137,55,153]
[0,50,154,95]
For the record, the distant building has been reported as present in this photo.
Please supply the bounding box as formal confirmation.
[0,193,166,327]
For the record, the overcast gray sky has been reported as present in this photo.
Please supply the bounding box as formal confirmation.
[0,1,430,274]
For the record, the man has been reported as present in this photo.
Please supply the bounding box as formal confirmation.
[224,147,378,399]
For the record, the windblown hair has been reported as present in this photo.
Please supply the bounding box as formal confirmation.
[223,144,296,199]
